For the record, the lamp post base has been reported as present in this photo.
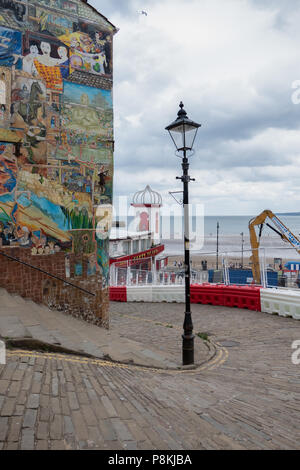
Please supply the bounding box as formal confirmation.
[182,333,195,365]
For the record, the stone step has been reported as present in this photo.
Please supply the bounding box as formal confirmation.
[0,288,29,307]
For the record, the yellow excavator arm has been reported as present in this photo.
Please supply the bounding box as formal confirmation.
[249,210,300,284]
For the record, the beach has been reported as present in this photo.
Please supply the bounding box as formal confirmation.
[163,233,297,271]
[167,254,277,271]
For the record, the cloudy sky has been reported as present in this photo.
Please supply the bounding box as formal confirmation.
[90,0,300,215]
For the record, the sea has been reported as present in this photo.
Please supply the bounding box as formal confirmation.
[160,214,300,260]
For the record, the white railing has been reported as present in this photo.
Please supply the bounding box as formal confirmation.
[110,246,300,289]
[110,264,209,287]
[110,268,209,286]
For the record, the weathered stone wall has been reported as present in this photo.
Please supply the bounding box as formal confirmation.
[0,246,109,328]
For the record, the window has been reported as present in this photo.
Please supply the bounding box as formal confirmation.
[123,241,130,255]
[133,240,139,253]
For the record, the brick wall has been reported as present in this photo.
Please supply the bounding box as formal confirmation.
[0,247,109,329]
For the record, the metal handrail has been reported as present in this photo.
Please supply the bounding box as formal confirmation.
[0,250,95,297]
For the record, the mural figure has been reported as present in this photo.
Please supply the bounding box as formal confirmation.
[97,165,109,195]
[0,104,5,120]
[17,81,45,125]
[59,29,112,77]
[23,44,39,75]
[57,46,69,78]
[24,35,70,91]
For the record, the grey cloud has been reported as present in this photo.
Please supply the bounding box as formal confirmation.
[89,0,134,18]
[90,0,300,213]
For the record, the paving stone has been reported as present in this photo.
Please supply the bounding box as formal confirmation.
[127,421,148,443]
[21,374,33,391]
[101,396,118,417]
[93,401,109,420]
[50,415,63,440]
[67,391,80,410]
[71,410,89,441]
[77,391,90,405]
[11,369,25,381]
[0,398,15,416]
[123,441,138,450]
[40,394,50,408]
[27,394,40,409]
[111,399,131,420]
[0,417,8,440]
[81,404,98,426]
[0,380,9,394]
[7,416,22,442]
[63,416,75,435]
[21,428,35,450]
[14,405,25,416]
[1,363,18,381]
[16,390,27,405]
[61,397,70,416]
[50,397,61,415]
[37,421,49,440]
[35,440,49,450]
[51,378,59,397]
[51,440,66,450]
[110,418,135,442]
[41,384,50,395]
[5,442,19,450]
[98,419,117,441]
[7,381,22,398]
[23,409,37,429]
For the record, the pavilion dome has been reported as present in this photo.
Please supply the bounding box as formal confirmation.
[132,185,162,206]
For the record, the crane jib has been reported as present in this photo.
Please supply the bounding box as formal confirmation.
[272,217,300,248]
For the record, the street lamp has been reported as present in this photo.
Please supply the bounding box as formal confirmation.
[241,232,244,269]
[165,102,201,366]
[216,222,220,270]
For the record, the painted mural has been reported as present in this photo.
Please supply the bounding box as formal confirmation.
[0,1,27,24]
[0,26,22,69]
[0,0,115,286]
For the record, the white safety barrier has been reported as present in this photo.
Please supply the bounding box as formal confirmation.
[261,288,300,320]
[152,286,185,303]
[127,286,153,302]
[126,285,185,303]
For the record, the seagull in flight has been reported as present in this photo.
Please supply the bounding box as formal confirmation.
[138,10,148,16]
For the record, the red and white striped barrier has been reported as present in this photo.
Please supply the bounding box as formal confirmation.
[110,284,300,319]
[110,284,261,311]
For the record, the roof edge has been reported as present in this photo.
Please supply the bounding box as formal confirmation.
[81,0,118,34]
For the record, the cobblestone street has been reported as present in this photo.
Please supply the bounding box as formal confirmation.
[0,302,300,450]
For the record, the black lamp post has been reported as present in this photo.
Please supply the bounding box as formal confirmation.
[216,222,220,270]
[241,232,244,268]
[165,102,201,365]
